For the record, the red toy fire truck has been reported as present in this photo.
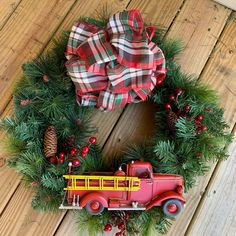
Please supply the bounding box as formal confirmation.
[60,161,185,218]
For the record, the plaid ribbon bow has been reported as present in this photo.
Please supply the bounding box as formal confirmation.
[65,9,166,110]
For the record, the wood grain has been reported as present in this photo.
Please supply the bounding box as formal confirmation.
[0,0,76,115]
[0,0,235,235]
[0,0,130,235]
[186,140,236,236]
[200,13,236,129]
[128,0,184,29]
[0,100,21,214]
[97,1,232,236]
[167,0,231,77]
[165,9,236,236]
[185,14,236,236]
[55,1,185,235]
[0,183,65,236]
[0,0,22,30]
[214,0,236,11]
[0,0,77,218]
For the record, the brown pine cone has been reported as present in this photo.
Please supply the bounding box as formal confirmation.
[167,111,178,131]
[44,125,57,158]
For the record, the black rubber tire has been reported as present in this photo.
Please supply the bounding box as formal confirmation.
[162,199,184,218]
[85,200,105,215]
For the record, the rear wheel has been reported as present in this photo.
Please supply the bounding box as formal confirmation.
[163,199,183,218]
[85,200,104,215]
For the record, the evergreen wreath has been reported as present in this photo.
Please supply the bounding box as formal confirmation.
[0,10,232,236]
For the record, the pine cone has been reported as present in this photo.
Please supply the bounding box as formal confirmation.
[44,125,57,158]
[167,111,178,131]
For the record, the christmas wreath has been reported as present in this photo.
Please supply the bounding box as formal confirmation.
[1,9,232,236]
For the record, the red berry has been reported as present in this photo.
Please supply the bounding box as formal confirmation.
[89,137,97,144]
[72,159,80,166]
[81,145,89,154]
[156,78,163,85]
[81,152,87,158]
[70,149,76,155]
[164,103,171,110]
[184,105,190,111]
[116,232,122,236]
[73,147,78,152]
[200,125,207,131]
[196,115,203,121]
[49,156,57,164]
[169,94,175,101]
[176,88,183,95]
[59,152,65,159]
[104,224,112,232]
[20,99,30,105]
[118,223,125,230]
[58,156,64,164]
[31,181,39,187]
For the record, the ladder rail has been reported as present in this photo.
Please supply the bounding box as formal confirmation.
[63,175,140,191]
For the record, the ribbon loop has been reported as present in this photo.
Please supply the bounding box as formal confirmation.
[65,10,166,110]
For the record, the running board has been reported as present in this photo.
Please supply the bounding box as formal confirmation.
[59,205,82,210]
[108,207,146,211]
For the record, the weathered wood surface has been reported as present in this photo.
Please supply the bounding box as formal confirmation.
[0,0,236,236]
[215,0,236,11]
[0,0,130,235]
[0,0,22,30]
[186,139,236,236]
[0,0,76,115]
[186,13,236,236]
[167,0,231,77]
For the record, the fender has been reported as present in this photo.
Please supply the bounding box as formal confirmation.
[146,191,185,210]
[80,192,108,208]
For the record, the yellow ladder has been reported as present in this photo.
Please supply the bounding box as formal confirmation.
[63,175,140,191]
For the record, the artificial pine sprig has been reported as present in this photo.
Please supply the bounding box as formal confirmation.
[0,14,232,236]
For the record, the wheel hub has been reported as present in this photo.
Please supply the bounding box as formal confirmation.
[90,201,100,211]
[167,203,178,213]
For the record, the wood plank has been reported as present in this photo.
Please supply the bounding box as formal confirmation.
[185,14,236,236]
[96,1,232,236]
[0,100,20,214]
[128,0,184,29]
[186,140,236,236]
[0,183,65,236]
[165,8,236,236]
[167,0,231,77]
[0,0,22,30]
[103,0,231,158]
[214,0,236,11]
[0,0,128,214]
[199,13,236,129]
[55,0,185,235]
[0,0,77,216]
[0,0,76,115]
[0,1,130,235]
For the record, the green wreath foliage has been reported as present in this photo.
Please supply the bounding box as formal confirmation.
[0,16,232,235]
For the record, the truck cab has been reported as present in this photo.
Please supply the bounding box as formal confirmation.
[60,161,185,218]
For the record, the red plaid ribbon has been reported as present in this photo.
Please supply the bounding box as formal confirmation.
[65,10,166,110]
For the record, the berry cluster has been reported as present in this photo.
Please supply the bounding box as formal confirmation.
[194,115,207,135]
[164,88,183,110]
[164,88,208,135]
[104,212,130,236]
[49,137,97,165]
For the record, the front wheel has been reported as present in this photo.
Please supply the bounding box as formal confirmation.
[85,200,105,215]
[162,199,184,218]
